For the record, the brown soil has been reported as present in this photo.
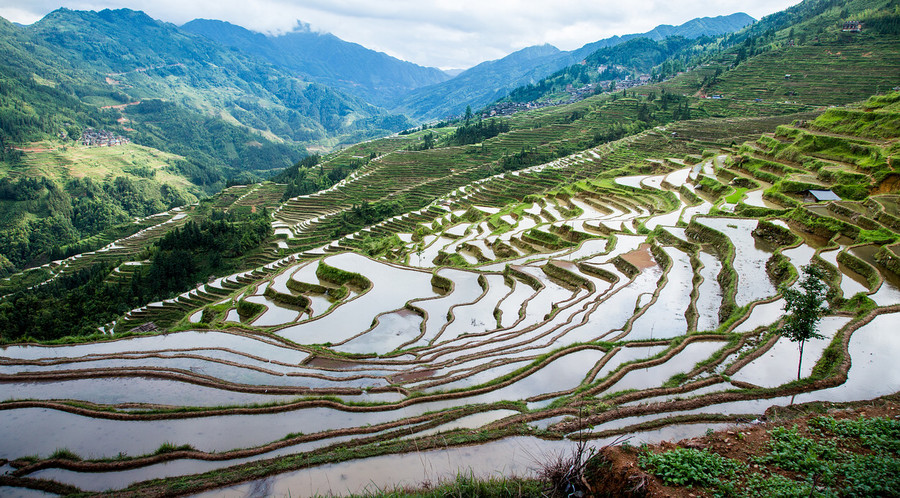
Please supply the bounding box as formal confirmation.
[553,260,577,270]
[583,394,900,497]
[621,244,657,269]
[13,146,53,152]
[874,173,900,194]
[100,101,141,110]
[303,356,365,368]
[390,368,436,383]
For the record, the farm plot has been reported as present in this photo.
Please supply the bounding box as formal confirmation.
[3,98,900,497]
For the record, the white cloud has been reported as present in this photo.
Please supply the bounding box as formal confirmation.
[0,0,802,69]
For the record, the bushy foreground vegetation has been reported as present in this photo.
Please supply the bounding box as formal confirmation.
[638,413,900,497]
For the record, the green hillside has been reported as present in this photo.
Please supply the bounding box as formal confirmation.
[495,0,899,109]
[2,0,895,309]
[1,87,897,495]
[181,19,451,108]
[0,142,204,271]
[0,82,814,334]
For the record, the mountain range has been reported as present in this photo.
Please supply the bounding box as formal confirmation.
[394,12,755,120]
[180,19,451,109]
[0,7,756,158]
[181,12,754,120]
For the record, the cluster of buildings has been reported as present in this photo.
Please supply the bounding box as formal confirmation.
[481,100,557,118]
[480,70,656,119]
[80,128,130,147]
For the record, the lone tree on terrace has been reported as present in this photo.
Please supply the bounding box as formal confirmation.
[780,264,829,380]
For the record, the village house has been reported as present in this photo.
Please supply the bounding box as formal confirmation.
[842,21,862,32]
[81,127,130,147]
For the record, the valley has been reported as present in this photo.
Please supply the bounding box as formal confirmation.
[0,0,899,496]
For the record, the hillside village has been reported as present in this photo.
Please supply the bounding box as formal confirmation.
[79,127,130,147]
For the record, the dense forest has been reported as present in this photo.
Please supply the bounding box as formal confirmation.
[0,207,271,341]
[0,176,192,272]
[447,119,511,146]
[274,153,377,201]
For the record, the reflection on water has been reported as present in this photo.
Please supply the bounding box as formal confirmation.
[697,217,777,306]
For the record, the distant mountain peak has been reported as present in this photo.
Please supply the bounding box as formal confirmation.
[397,12,756,121]
[289,20,313,34]
[516,44,561,55]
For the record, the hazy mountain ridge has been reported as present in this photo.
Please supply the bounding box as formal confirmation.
[181,19,450,108]
[568,12,756,61]
[395,12,755,120]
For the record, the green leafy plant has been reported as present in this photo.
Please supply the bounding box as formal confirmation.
[639,448,746,486]
[753,425,839,477]
[811,415,900,453]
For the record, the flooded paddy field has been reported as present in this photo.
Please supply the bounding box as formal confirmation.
[4,147,900,497]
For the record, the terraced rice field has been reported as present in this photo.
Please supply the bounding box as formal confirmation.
[711,41,900,106]
[2,98,900,497]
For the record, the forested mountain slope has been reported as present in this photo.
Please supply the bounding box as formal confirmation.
[498,0,899,107]
[26,9,412,147]
[181,19,450,108]
[395,13,755,121]
[0,8,417,274]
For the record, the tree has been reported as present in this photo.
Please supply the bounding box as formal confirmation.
[464,105,473,124]
[422,132,435,149]
[780,264,829,380]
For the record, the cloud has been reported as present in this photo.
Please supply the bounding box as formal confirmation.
[0,0,802,69]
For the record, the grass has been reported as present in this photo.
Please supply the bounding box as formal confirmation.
[49,447,82,461]
[709,41,900,107]
[5,141,201,197]
[153,442,195,455]
[357,472,544,497]
[725,187,749,204]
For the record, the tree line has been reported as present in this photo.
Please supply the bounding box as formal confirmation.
[0,176,191,273]
[0,207,272,342]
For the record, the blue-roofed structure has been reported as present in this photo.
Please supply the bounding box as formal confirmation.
[806,190,842,202]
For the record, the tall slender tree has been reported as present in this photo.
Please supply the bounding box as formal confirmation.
[780,264,829,380]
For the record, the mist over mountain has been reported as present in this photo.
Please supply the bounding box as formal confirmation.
[181,19,450,108]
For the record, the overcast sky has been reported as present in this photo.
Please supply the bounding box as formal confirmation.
[2,0,801,70]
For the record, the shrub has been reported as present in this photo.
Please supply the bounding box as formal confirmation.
[50,448,81,461]
[236,299,265,318]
